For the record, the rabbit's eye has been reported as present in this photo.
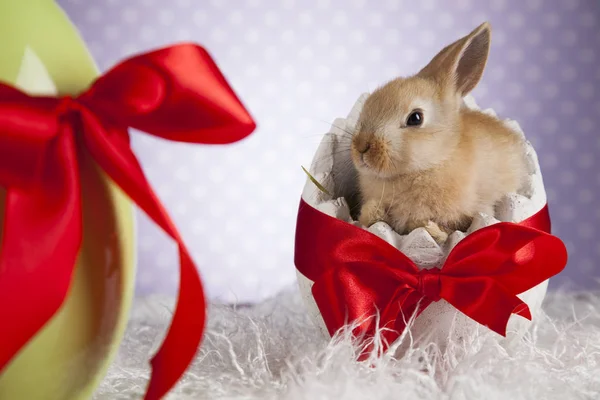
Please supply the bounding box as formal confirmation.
[406,111,423,127]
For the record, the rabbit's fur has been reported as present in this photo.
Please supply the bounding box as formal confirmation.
[351,22,527,243]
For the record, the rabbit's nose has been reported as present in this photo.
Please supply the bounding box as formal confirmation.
[357,142,371,154]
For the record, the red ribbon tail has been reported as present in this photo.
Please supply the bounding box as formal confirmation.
[144,247,206,400]
[81,120,206,399]
[443,279,533,337]
[490,298,532,337]
[0,130,82,372]
[512,302,532,321]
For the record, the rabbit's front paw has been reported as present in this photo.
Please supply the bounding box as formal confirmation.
[406,219,448,243]
[358,200,387,227]
[424,221,448,244]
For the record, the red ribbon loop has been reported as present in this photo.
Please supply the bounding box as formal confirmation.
[295,198,568,356]
[0,43,256,400]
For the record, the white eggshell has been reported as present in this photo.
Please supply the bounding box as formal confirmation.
[297,93,549,353]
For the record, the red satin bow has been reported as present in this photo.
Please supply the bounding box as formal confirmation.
[0,44,255,399]
[295,198,567,356]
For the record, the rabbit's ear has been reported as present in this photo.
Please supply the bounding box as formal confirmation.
[419,22,491,97]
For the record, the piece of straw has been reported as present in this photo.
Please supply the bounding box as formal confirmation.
[301,166,330,196]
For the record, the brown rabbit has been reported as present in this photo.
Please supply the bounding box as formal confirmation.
[351,22,527,243]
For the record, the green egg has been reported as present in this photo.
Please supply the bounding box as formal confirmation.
[0,1,136,399]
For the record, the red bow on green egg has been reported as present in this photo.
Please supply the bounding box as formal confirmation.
[0,44,255,400]
[295,198,567,358]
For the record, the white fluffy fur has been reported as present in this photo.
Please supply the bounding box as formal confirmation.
[94,286,600,399]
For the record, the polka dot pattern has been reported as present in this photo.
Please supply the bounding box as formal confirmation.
[58,0,600,301]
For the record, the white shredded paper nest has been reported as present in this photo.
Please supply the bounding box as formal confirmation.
[95,287,600,399]
[296,94,551,349]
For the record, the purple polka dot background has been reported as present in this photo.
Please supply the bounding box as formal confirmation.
[58,0,600,303]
